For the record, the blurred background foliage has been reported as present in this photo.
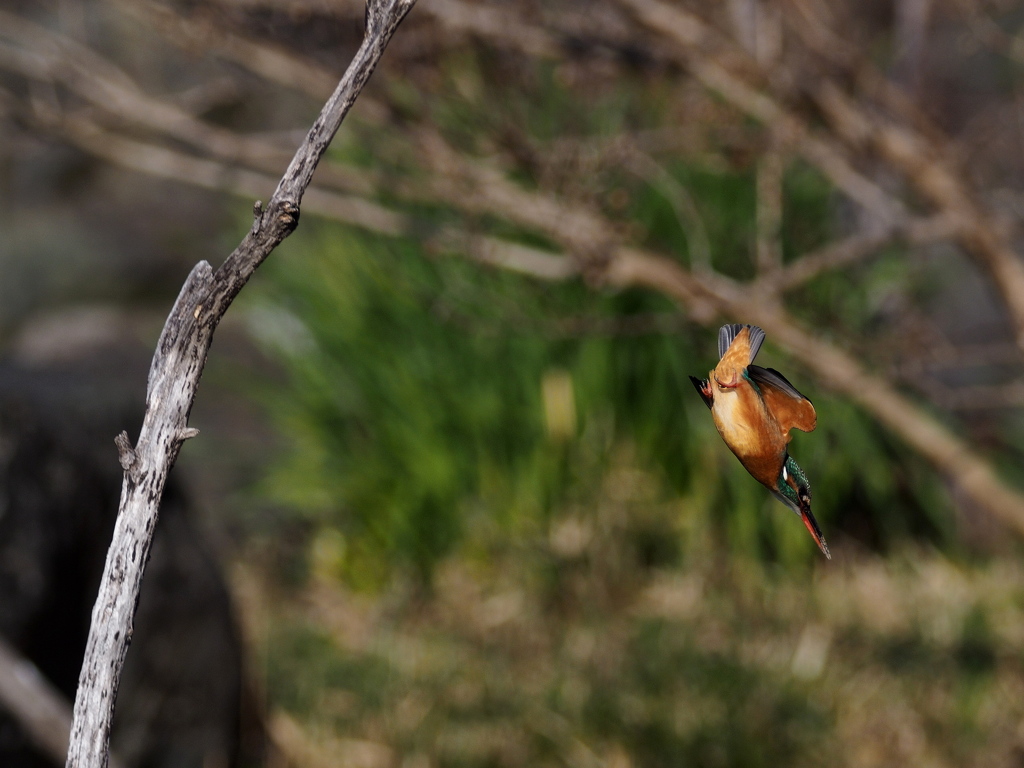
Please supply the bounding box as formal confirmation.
[5,0,1024,765]
[247,208,947,587]
[245,79,948,584]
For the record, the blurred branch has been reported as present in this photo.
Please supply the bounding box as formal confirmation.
[58,112,571,281]
[0,637,124,768]
[164,0,1024,356]
[778,213,957,290]
[419,0,560,58]
[7,0,1024,542]
[0,12,272,164]
[56,1,417,766]
[58,112,413,236]
[618,145,713,273]
[0,7,579,287]
[0,636,71,767]
[413,129,618,263]
[614,0,906,224]
[217,0,910,231]
[755,145,784,282]
[917,380,1024,411]
[893,0,933,94]
[899,341,1024,372]
[96,0,894,288]
[0,11,374,198]
[948,1,1024,67]
[618,0,1024,353]
[811,81,1024,351]
[11,0,1024,541]
[543,311,690,338]
[111,0,372,107]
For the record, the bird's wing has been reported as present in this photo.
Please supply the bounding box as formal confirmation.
[718,324,765,362]
[748,365,816,435]
[689,376,713,409]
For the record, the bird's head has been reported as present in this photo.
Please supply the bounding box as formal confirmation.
[776,456,830,559]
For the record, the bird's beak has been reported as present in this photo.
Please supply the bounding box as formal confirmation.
[799,501,832,560]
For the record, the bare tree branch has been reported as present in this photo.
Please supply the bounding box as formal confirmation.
[618,145,713,273]
[110,0,376,110]
[893,0,933,94]
[0,11,282,168]
[618,0,1024,354]
[61,2,416,766]
[778,213,958,290]
[811,80,1024,349]
[7,88,574,286]
[915,380,1024,411]
[0,12,377,199]
[195,0,908,236]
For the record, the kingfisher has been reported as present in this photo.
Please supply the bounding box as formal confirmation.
[690,324,830,559]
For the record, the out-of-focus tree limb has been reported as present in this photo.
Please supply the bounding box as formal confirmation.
[7,0,1024,539]
[157,0,910,230]
[7,1,1023,539]
[102,1,954,295]
[177,0,1024,349]
[777,214,958,291]
[618,145,713,273]
[0,12,375,199]
[915,380,1024,411]
[417,0,560,58]
[24,106,574,283]
[0,10,277,167]
[811,80,1024,347]
[754,147,785,281]
[27,92,1024,541]
[616,0,1024,353]
[95,0,906,285]
[0,637,124,768]
[111,0,359,104]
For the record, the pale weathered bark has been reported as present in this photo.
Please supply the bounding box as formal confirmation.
[63,2,416,767]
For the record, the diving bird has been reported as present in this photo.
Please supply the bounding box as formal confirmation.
[690,324,830,559]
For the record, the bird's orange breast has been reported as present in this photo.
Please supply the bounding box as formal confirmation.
[709,374,787,488]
